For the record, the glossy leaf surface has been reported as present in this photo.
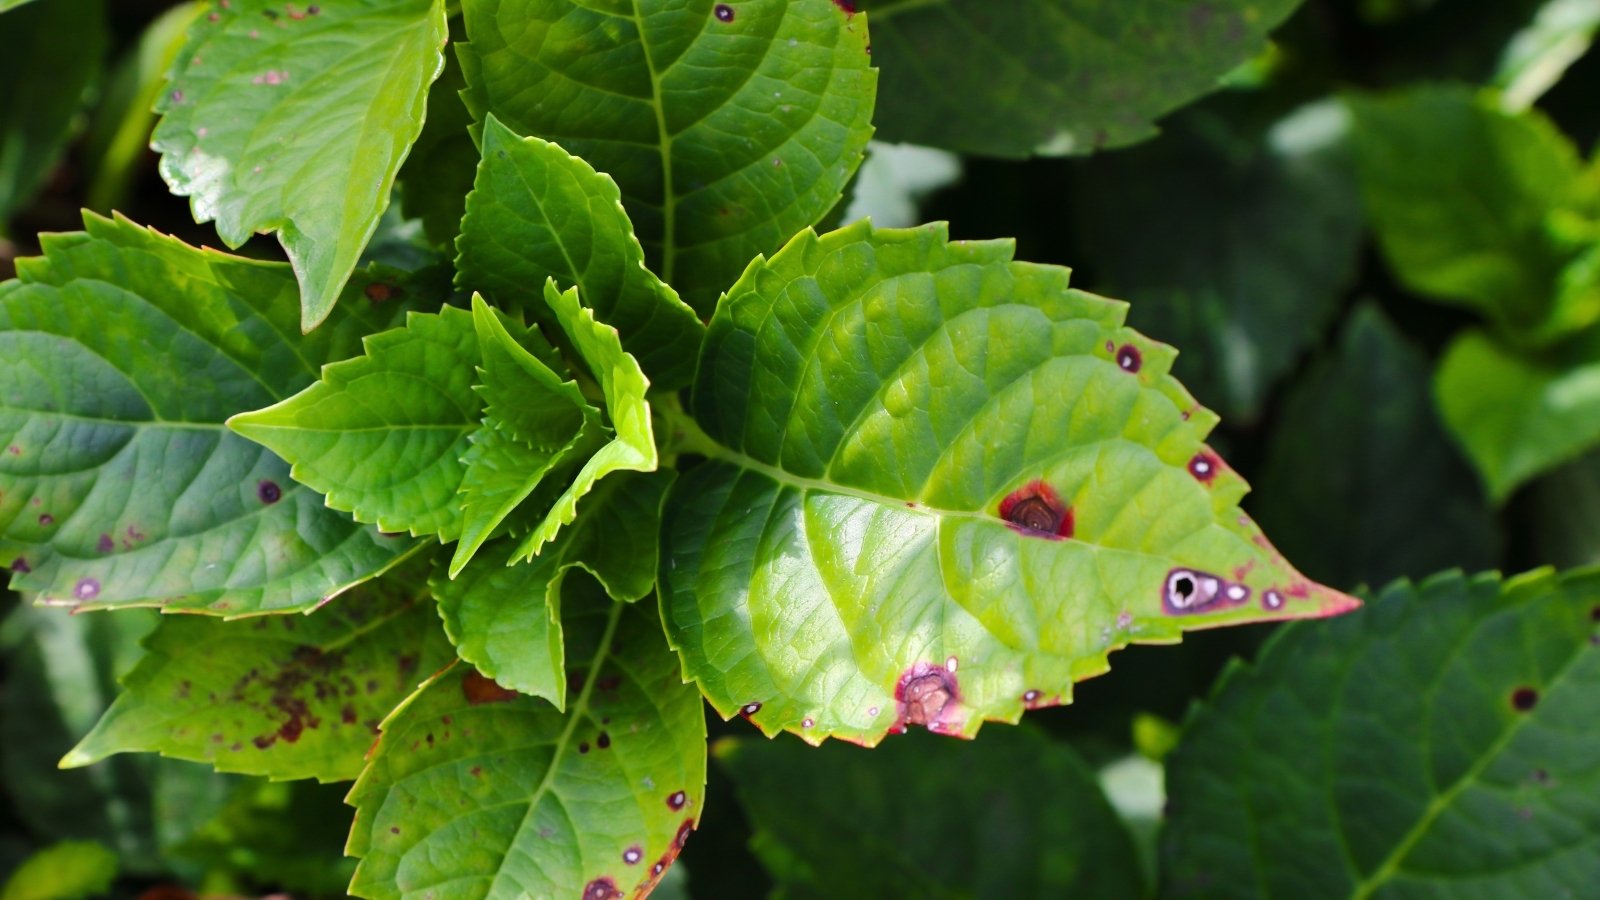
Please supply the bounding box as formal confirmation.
[348,593,707,900]
[456,115,705,389]
[63,562,454,781]
[662,221,1358,746]
[719,726,1146,898]
[154,0,448,329]
[862,0,1301,157]
[0,213,418,613]
[1162,568,1600,898]
[458,0,876,314]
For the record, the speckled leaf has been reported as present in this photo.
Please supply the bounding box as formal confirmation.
[1161,568,1600,899]
[1253,307,1498,588]
[456,115,706,390]
[861,0,1302,157]
[153,0,448,330]
[0,212,419,614]
[458,0,875,315]
[1435,327,1600,501]
[229,305,482,541]
[511,282,657,560]
[1347,85,1600,341]
[61,561,454,781]
[662,221,1358,746]
[347,590,707,900]
[719,727,1145,898]
[1076,99,1362,421]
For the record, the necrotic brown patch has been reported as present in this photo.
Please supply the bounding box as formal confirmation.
[461,671,518,705]
[998,480,1073,539]
[893,661,960,731]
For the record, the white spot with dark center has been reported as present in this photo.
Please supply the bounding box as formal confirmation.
[1227,584,1248,601]
[1265,590,1284,609]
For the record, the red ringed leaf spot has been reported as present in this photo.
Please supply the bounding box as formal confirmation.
[97,533,115,554]
[739,701,761,718]
[998,480,1074,538]
[674,818,695,850]
[1162,568,1250,615]
[1022,689,1043,708]
[867,706,879,717]
[713,3,733,22]
[945,656,959,673]
[9,558,29,574]
[652,862,665,876]
[801,717,814,729]
[1263,590,1284,610]
[597,731,611,749]
[462,671,518,705]
[1188,452,1219,483]
[582,878,622,900]
[74,578,101,601]
[622,846,643,865]
[1511,687,1539,712]
[38,513,53,526]
[666,790,687,810]
[1116,344,1142,373]
[364,282,401,303]
[257,480,282,503]
[578,741,590,754]
[893,661,960,732]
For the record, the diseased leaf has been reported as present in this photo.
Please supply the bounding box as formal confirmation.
[1435,327,1600,501]
[458,0,876,314]
[0,0,107,229]
[661,221,1358,746]
[229,305,483,542]
[1077,98,1362,421]
[861,0,1302,157]
[1347,85,1600,340]
[153,0,448,329]
[0,840,118,900]
[61,560,454,782]
[719,727,1146,899]
[511,281,656,560]
[1253,307,1498,588]
[0,212,419,614]
[456,115,706,390]
[1161,568,1600,898]
[348,590,707,900]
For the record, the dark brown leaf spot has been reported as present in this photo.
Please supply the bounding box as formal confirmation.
[462,670,518,705]
[713,3,733,21]
[1511,687,1539,712]
[1188,452,1219,483]
[998,480,1073,539]
[895,662,958,729]
[9,558,29,574]
[38,513,53,526]
[739,701,761,718]
[622,845,643,865]
[667,790,686,810]
[1116,344,1142,373]
[257,480,282,504]
[596,731,610,749]
[582,877,622,900]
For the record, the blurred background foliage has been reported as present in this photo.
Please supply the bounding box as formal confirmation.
[3,0,1599,895]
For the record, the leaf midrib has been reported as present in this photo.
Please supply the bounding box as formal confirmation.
[627,0,676,284]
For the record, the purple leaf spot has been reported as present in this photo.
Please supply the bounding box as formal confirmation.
[1511,687,1539,712]
[257,480,282,504]
[1116,344,1142,373]
[998,480,1073,538]
[74,578,100,601]
[667,790,687,810]
[714,3,734,21]
[583,877,622,900]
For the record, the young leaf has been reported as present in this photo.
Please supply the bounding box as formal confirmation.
[511,282,657,560]
[1347,85,1599,340]
[230,305,483,541]
[435,469,674,704]
[718,727,1145,898]
[662,221,1359,746]
[0,0,106,229]
[153,0,448,329]
[61,562,454,782]
[0,213,418,614]
[457,0,876,314]
[1161,568,1600,898]
[456,115,706,390]
[1253,307,1498,588]
[1434,327,1600,501]
[347,590,707,900]
[864,0,1300,158]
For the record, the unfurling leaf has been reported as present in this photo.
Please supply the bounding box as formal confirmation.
[661,221,1358,746]
[0,213,419,614]
[153,0,448,329]
[348,590,707,900]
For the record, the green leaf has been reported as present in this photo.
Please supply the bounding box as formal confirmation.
[230,305,483,542]
[0,0,107,229]
[1435,327,1600,501]
[1347,85,1600,339]
[348,590,707,900]
[1,212,419,614]
[718,727,1146,898]
[153,0,448,329]
[435,469,674,704]
[1161,568,1600,898]
[0,840,118,900]
[662,221,1359,746]
[511,281,657,560]
[1495,0,1600,111]
[456,114,706,390]
[61,561,454,781]
[0,0,42,11]
[1252,306,1499,588]
[861,0,1301,158]
[1075,98,1362,421]
[458,0,876,314]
